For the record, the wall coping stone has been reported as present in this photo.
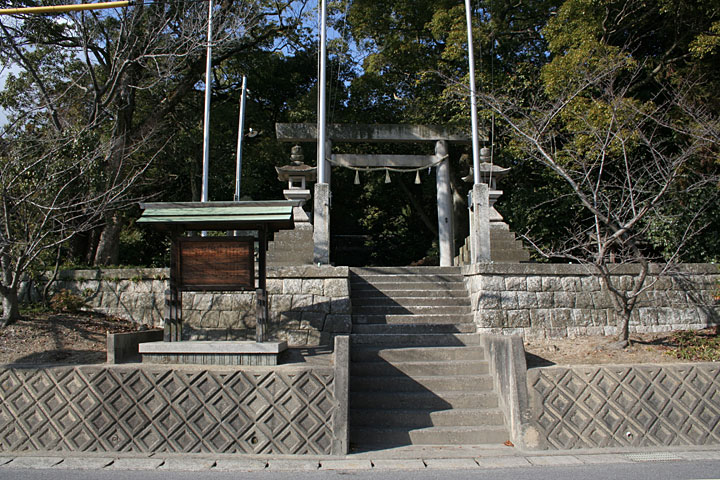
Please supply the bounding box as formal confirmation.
[138,340,288,354]
[268,266,349,278]
[57,268,168,281]
[462,263,719,276]
[530,361,720,370]
[55,266,349,281]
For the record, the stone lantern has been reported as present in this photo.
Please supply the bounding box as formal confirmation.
[462,147,510,224]
[275,145,317,228]
[462,147,529,263]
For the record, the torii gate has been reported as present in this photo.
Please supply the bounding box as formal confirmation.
[276,123,489,266]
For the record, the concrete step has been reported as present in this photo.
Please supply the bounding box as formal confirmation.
[351,297,470,307]
[350,333,483,346]
[350,281,467,292]
[352,305,471,316]
[351,323,476,334]
[351,289,469,298]
[351,274,465,284]
[350,345,485,363]
[350,267,461,275]
[349,426,509,446]
[352,314,474,325]
[350,391,498,410]
[351,360,489,377]
[349,408,505,428]
[350,374,494,392]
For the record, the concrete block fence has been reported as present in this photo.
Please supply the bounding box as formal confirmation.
[0,337,350,455]
[462,263,719,339]
[525,363,720,449]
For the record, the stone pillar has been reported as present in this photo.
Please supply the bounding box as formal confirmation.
[332,335,349,455]
[436,140,454,266]
[313,183,331,264]
[470,183,491,263]
[323,139,332,184]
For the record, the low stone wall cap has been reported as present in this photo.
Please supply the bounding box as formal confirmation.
[138,341,288,354]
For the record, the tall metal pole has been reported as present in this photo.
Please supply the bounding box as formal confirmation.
[317,0,327,184]
[464,0,481,185]
[201,0,214,203]
[234,75,247,201]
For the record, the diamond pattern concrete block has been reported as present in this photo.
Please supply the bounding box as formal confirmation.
[529,364,720,449]
[0,364,338,455]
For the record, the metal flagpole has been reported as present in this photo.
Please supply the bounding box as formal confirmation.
[464,0,481,185]
[235,75,247,201]
[317,0,327,184]
[0,1,131,15]
[201,0,214,204]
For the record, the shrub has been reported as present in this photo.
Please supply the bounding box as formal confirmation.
[50,290,86,313]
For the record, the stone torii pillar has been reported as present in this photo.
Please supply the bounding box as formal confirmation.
[314,139,332,264]
[435,140,454,266]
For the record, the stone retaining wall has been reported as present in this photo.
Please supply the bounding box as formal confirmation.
[0,337,349,455]
[463,264,719,338]
[50,267,351,346]
[526,363,720,449]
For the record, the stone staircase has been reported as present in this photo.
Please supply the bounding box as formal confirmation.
[454,225,530,265]
[266,227,314,267]
[348,267,509,450]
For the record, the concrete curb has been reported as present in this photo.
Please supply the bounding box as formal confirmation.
[1,447,719,472]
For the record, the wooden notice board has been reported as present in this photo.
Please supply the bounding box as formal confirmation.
[176,237,255,291]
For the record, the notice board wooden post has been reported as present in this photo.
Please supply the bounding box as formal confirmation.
[165,232,182,342]
[256,226,268,342]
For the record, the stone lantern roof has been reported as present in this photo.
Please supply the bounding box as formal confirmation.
[462,148,509,189]
[275,145,317,184]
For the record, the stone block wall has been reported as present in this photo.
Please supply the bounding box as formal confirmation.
[463,263,719,339]
[50,266,351,347]
[526,364,720,449]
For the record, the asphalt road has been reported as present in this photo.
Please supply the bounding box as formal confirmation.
[2,460,720,480]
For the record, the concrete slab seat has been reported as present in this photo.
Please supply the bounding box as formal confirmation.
[139,340,288,366]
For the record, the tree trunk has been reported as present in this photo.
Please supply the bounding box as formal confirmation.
[614,309,631,348]
[93,214,122,266]
[1,288,20,327]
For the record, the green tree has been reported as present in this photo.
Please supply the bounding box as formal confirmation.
[478,0,720,346]
[0,0,307,267]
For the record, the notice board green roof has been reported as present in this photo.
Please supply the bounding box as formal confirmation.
[137,201,296,232]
